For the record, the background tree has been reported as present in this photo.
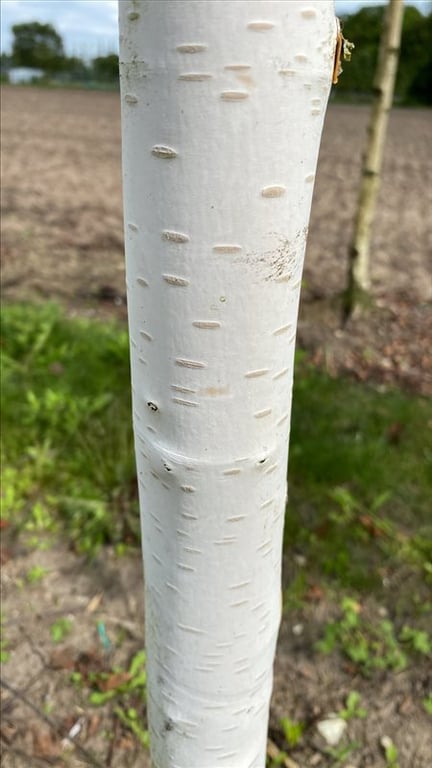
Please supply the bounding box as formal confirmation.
[345,0,405,317]
[0,52,12,81]
[336,4,431,104]
[11,21,65,74]
[399,7,432,103]
[91,53,119,83]
[62,55,91,83]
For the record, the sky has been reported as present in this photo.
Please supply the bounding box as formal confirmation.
[1,0,430,60]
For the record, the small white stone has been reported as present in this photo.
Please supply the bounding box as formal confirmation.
[317,716,347,746]
[294,554,307,567]
[292,623,304,636]
[381,735,393,750]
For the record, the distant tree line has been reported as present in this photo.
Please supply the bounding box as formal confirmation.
[1,8,431,103]
[338,4,431,104]
[0,21,119,87]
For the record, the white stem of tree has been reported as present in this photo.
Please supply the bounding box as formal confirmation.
[119,2,336,766]
[348,0,404,298]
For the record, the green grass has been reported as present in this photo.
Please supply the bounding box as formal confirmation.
[1,303,137,554]
[290,367,431,521]
[1,302,431,603]
[287,357,432,594]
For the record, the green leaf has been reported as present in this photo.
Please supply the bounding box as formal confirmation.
[400,626,431,655]
[371,490,392,512]
[89,690,116,706]
[280,716,304,747]
[50,617,72,643]
[129,650,146,678]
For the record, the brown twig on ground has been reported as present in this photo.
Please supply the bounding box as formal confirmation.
[267,738,300,768]
[0,677,105,768]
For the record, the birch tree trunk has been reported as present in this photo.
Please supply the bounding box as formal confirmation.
[119,2,336,766]
[345,0,404,316]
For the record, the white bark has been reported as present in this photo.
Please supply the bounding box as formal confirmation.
[119,2,336,766]
[348,0,404,299]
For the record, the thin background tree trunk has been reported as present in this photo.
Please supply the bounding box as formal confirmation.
[119,2,336,765]
[346,0,404,316]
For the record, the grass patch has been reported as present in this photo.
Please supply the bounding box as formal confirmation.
[1,303,137,554]
[2,302,431,602]
[287,356,432,595]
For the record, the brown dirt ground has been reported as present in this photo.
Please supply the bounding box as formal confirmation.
[1,87,431,767]
[1,86,431,395]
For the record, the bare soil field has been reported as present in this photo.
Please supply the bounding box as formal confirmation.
[1,86,431,394]
[1,87,431,768]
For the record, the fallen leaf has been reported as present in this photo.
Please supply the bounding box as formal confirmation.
[398,696,414,715]
[0,547,12,565]
[359,515,384,538]
[314,522,331,539]
[62,714,76,732]
[342,661,358,676]
[117,733,135,750]
[306,584,325,601]
[49,647,76,670]
[86,593,103,614]
[76,649,104,677]
[387,422,403,444]
[98,671,131,692]
[87,714,101,738]
[32,726,60,758]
